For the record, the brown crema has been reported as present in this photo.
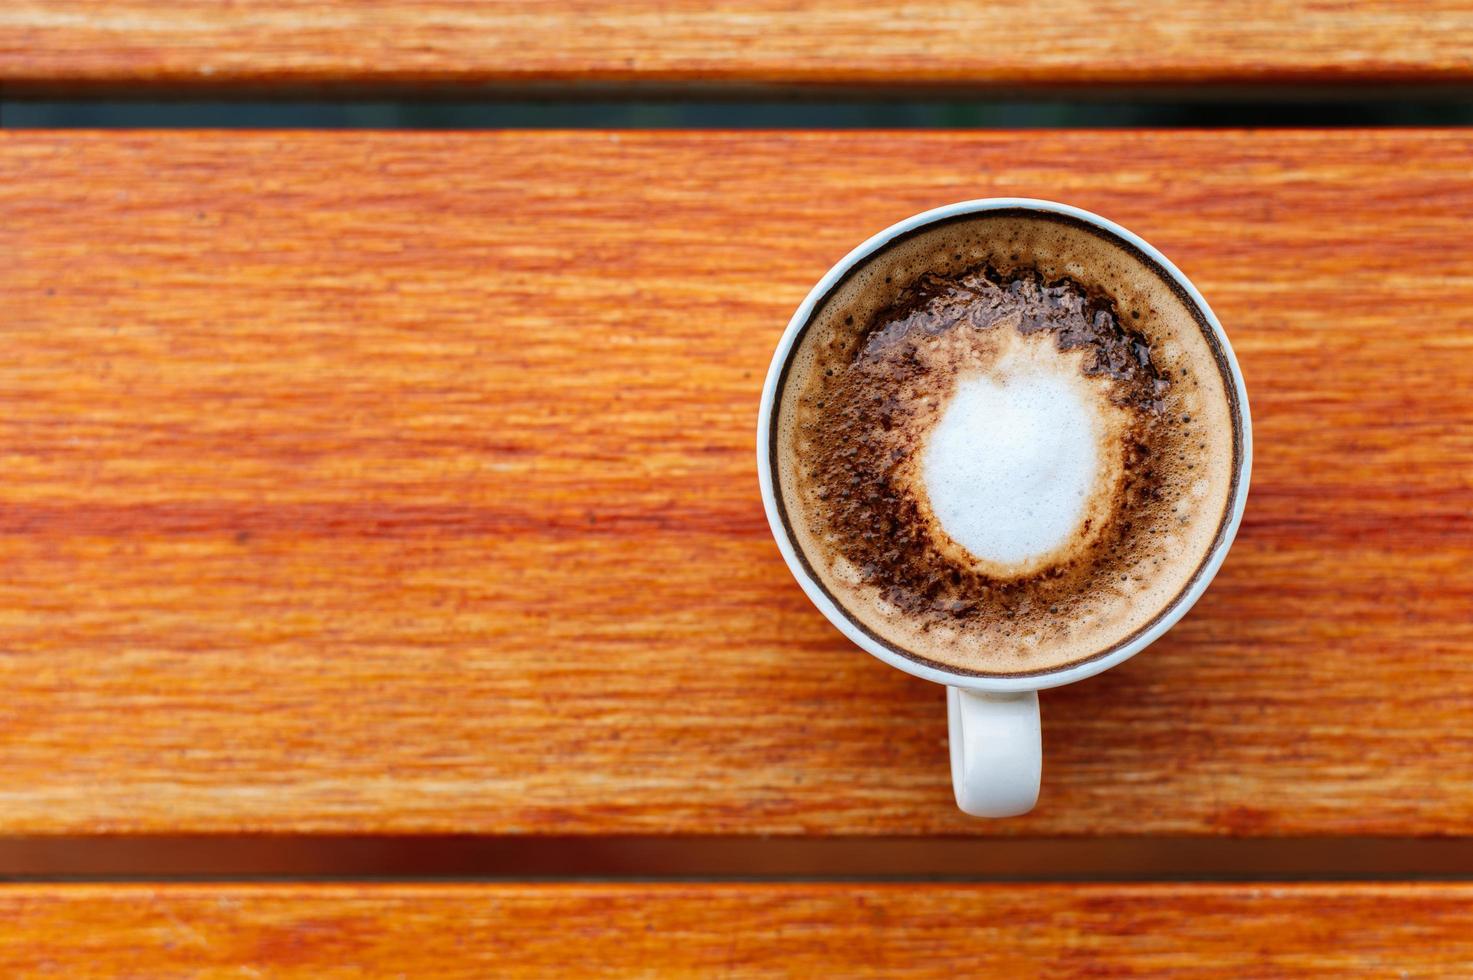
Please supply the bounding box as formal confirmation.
[808,264,1166,615]
[773,211,1238,676]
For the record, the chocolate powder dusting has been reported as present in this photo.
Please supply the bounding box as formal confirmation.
[802,264,1171,627]
[865,266,1167,413]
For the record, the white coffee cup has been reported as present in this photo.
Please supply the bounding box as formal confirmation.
[756,199,1252,817]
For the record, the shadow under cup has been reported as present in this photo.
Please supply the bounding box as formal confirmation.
[757,199,1251,695]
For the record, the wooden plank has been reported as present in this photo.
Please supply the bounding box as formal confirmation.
[3,883,1472,976]
[3,2,1473,90]
[2,131,1472,837]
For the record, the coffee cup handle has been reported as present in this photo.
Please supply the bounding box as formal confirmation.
[947,688,1041,817]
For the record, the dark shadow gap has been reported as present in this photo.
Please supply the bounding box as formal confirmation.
[2,837,1473,881]
[5,98,1473,129]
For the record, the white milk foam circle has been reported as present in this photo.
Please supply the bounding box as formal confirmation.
[922,362,1100,569]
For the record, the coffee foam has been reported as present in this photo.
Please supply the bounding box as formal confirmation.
[919,330,1130,578]
[773,210,1239,676]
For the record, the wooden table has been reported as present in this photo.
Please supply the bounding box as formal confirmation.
[5,6,1473,977]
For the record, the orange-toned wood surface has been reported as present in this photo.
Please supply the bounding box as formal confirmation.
[4,2,1473,90]
[3,883,1473,976]
[3,132,1472,836]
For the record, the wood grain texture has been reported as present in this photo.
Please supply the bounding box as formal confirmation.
[4,1,1473,90]
[3,883,1473,976]
[2,132,1472,836]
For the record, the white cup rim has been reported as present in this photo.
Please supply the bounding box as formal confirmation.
[756,198,1253,693]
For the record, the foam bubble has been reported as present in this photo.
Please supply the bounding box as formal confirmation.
[922,360,1100,570]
